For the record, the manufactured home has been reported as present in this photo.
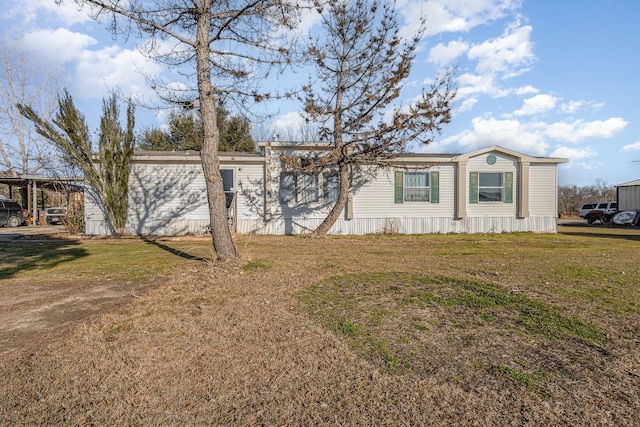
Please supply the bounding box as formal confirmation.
[84,143,567,236]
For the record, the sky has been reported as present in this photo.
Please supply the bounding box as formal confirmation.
[1,0,639,186]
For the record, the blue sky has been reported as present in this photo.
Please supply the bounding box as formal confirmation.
[2,0,639,186]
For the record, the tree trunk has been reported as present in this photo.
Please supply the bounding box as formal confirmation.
[196,4,238,260]
[313,163,350,236]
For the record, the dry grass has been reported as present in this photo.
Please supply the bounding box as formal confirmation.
[1,226,639,425]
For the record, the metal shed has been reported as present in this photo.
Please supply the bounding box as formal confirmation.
[617,179,640,211]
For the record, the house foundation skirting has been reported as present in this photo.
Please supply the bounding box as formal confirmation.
[86,216,557,236]
[236,216,558,235]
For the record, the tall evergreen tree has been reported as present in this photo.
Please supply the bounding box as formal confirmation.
[18,90,135,235]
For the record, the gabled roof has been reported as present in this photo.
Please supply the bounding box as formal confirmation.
[617,179,640,187]
[452,145,568,164]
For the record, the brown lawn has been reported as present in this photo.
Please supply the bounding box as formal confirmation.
[1,226,639,425]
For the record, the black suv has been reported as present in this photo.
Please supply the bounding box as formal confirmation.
[0,199,26,227]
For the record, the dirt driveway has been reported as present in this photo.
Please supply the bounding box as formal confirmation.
[0,226,158,357]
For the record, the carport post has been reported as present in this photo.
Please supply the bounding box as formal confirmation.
[31,179,38,225]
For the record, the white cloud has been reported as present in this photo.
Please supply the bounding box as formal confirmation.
[545,118,627,143]
[513,94,557,116]
[74,45,163,100]
[621,141,640,152]
[560,100,583,114]
[467,23,534,77]
[444,116,549,155]
[427,39,469,67]
[19,27,163,101]
[550,146,596,160]
[456,72,509,98]
[4,0,91,27]
[399,0,522,38]
[458,97,478,112]
[515,85,538,96]
[269,111,307,138]
[21,28,97,64]
[438,114,628,160]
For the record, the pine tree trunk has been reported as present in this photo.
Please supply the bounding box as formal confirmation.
[313,163,350,236]
[196,4,238,260]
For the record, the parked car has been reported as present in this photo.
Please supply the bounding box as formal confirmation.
[578,203,597,218]
[578,202,617,218]
[578,201,618,224]
[45,206,68,225]
[0,199,26,227]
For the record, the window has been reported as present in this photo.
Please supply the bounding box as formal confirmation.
[279,172,319,204]
[479,172,503,202]
[469,171,513,204]
[394,171,438,204]
[323,170,340,203]
[279,172,296,203]
[298,173,318,203]
[404,172,430,202]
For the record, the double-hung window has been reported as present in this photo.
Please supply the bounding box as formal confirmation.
[469,171,513,203]
[403,172,430,202]
[279,172,296,203]
[298,173,319,203]
[478,172,504,202]
[394,170,439,203]
[323,169,340,203]
[279,172,319,204]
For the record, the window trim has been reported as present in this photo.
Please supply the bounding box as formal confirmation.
[279,170,327,205]
[478,172,504,203]
[322,169,340,203]
[403,171,430,203]
[394,170,438,204]
[469,171,513,204]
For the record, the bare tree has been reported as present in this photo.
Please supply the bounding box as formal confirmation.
[0,44,60,177]
[61,0,305,259]
[558,180,617,215]
[285,0,455,235]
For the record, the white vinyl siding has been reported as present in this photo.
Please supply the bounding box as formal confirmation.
[528,164,559,216]
[351,166,453,219]
[466,154,517,218]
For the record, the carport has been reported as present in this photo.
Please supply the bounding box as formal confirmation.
[0,175,82,224]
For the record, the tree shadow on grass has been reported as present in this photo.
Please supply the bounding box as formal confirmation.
[141,237,209,262]
[559,228,640,242]
[0,239,88,280]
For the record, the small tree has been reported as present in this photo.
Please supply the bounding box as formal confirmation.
[287,0,455,235]
[19,91,135,235]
